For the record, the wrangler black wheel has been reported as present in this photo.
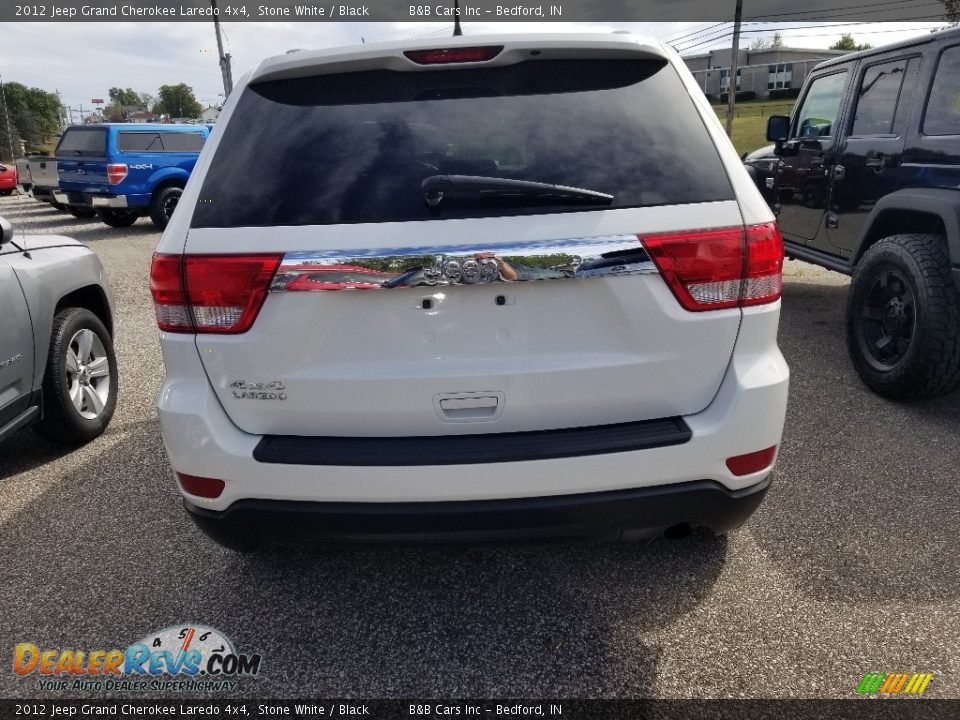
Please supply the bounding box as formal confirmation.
[847,234,960,399]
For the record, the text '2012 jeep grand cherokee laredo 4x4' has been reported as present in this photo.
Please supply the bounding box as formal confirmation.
[151,34,789,550]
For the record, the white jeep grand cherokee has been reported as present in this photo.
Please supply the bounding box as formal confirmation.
[152,33,789,550]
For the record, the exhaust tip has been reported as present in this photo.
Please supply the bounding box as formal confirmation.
[663,523,693,540]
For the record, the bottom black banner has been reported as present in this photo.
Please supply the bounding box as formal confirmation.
[1,700,957,720]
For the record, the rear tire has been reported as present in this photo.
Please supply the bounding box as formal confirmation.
[0,189,12,196]
[847,234,960,399]
[149,185,183,229]
[97,208,138,228]
[67,206,96,219]
[34,308,118,444]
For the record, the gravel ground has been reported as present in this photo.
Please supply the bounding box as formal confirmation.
[0,193,957,700]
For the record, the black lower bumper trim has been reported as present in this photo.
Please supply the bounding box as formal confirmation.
[254,417,692,466]
[185,474,773,549]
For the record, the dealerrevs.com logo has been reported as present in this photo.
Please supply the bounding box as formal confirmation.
[13,625,262,692]
[856,672,934,696]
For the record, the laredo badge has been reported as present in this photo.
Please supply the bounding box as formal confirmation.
[230,380,287,401]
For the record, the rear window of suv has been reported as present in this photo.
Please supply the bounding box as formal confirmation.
[56,128,107,157]
[117,131,206,152]
[924,44,960,136]
[192,58,734,228]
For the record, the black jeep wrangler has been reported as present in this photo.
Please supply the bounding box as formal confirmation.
[763,27,960,400]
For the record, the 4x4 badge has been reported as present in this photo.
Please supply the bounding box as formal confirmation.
[229,380,287,401]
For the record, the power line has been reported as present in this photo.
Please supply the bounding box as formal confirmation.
[744,0,943,21]
[666,0,945,47]
[676,12,951,51]
[661,22,729,44]
[678,18,949,53]
[679,26,946,55]
[676,21,876,51]
[748,1,949,24]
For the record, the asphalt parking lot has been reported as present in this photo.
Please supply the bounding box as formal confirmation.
[0,192,958,700]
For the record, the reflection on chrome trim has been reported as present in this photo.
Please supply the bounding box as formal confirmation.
[270,234,656,291]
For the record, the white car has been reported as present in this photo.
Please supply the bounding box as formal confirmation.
[152,33,789,550]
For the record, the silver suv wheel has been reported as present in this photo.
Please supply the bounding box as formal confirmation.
[66,328,112,419]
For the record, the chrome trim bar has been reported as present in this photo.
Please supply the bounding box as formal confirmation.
[270,234,656,292]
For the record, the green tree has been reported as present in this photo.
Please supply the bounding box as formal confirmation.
[0,81,61,160]
[108,87,144,107]
[830,34,872,52]
[155,83,202,119]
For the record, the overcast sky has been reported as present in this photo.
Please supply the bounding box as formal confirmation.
[0,21,947,112]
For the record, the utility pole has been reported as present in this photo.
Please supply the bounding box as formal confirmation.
[0,74,16,161]
[211,0,233,97]
[55,89,67,130]
[725,0,743,137]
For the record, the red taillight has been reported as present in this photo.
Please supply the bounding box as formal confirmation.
[150,253,283,334]
[404,46,503,65]
[107,163,127,185]
[176,472,225,499]
[741,222,784,307]
[640,222,783,311]
[725,446,778,476]
[150,254,191,332]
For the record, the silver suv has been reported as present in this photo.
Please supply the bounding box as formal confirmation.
[0,214,117,445]
[153,34,789,549]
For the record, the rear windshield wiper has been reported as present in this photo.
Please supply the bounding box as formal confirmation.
[422,175,613,209]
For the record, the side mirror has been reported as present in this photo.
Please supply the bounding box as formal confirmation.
[0,215,13,246]
[767,115,791,142]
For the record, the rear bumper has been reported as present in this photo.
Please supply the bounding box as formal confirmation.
[54,190,145,209]
[158,302,789,517]
[185,474,773,547]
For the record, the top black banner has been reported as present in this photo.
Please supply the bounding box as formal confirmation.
[2,0,957,23]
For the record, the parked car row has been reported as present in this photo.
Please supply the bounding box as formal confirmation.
[10,122,211,229]
[3,28,958,552]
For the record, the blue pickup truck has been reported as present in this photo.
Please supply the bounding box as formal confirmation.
[53,124,210,229]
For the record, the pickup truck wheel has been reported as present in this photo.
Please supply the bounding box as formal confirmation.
[847,234,960,399]
[97,208,138,228]
[35,308,118,444]
[149,186,183,229]
[67,206,96,219]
